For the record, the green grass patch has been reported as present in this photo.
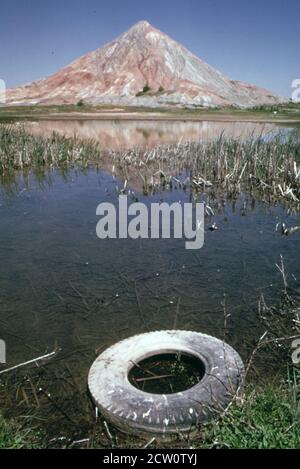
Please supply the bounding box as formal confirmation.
[201,375,300,449]
[0,415,45,449]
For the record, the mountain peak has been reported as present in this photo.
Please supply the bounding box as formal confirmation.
[6,22,282,107]
[134,20,151,28]
[127,20,155,35]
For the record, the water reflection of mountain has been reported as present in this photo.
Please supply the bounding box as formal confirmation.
[24,119,277,150]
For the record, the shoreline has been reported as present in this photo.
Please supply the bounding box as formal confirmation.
[0,104,300,125]
[1,111,299,125]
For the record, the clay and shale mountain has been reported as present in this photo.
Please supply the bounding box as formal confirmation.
[6,20,283,108]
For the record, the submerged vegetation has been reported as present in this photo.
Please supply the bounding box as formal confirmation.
[1,379,300,449]
[1,363,299,449]
[0,271,299,449]
[201,280,300,449]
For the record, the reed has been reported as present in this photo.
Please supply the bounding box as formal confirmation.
[0,124,101,174]
[110,130,300,205]
[1,124,299,207]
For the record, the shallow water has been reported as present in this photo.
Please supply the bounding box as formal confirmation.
[0,167,299,372]
[0,120,299,435]
[23,119,281,149]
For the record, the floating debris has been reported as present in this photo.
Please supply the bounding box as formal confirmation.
[276,222,300,236]
[209,223,219,231]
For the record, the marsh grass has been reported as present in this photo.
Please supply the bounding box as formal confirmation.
[0,124,101,175]
[110,130,300,205]
[1,124,299,209]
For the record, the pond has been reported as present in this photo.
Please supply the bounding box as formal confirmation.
[23,118,280,149]
[0,119,299,437]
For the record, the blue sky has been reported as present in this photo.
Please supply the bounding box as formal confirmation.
[0,0,299,97]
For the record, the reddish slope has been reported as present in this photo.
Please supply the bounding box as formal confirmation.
[6,21,283,108]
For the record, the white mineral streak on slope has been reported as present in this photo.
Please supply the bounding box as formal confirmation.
[6,20,283,107]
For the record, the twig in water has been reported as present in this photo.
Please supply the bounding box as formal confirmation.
[135,374,173,383]
[69,281,90,310]
[0,348,60,376]
[38,386,77,425]
[134,279,150,331]
[245,331,268,378]
[143,437,156,449]
[173,297,181,329]
[69,438,89,448]
[222,293,231,340]
[276,254,288,294]
[103,420,115,448]
[245,331,300,379]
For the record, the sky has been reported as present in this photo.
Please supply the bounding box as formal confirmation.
[0,0,299,97]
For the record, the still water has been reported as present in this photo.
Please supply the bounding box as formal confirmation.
[1,169,299,363]
[24,119,279,149]
[0,120,299,433]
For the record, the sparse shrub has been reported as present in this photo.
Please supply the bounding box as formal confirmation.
[143,84,151,93]
[136,84,152,97]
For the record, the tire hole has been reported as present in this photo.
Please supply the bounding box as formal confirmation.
[128,352,205,394]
